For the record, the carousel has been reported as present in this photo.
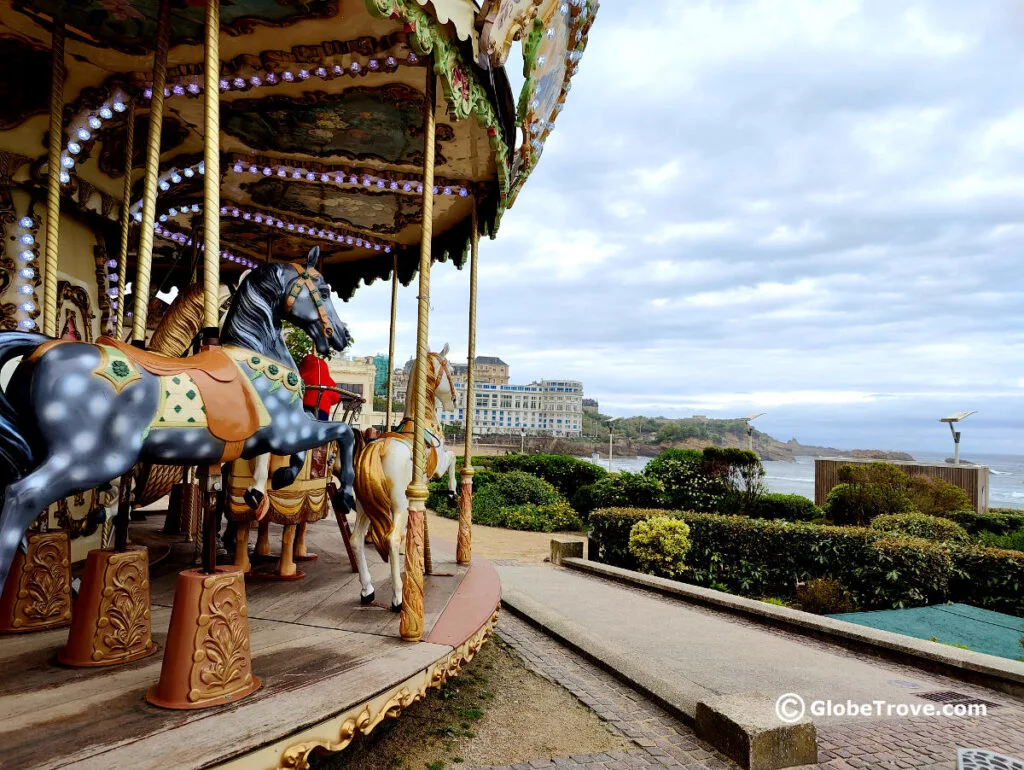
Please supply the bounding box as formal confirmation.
[0,0,596,767]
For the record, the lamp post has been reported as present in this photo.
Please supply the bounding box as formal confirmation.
[742,412,766,453]
[607,416,622,471]
[940,411,977,465]
[520,429,526,454]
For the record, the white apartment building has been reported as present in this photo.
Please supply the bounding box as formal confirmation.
[438,379,584,437]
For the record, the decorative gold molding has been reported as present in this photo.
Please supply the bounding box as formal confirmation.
[0,531,72,633]
[255,605,502,770]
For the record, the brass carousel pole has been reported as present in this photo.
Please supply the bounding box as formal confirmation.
[41,20,65,337]
[148,0,261,710]
[457,201,479,565]
[114,104,135,340]
[385,253,398,431]
[400,63,436,642]
[131,0,171,345]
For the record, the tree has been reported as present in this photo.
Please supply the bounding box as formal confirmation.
[443,421,463,441]
[283,322,335,363]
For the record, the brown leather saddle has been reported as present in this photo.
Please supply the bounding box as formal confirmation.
[97,337,262,459]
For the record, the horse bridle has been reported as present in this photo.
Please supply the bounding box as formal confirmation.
[284,262,335,341]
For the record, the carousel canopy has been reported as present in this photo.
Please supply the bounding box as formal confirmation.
[0,0,596,298]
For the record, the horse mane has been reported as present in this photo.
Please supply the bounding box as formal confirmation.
[403,353,450,429]
[148,283,205,356]
[220,263,294,365]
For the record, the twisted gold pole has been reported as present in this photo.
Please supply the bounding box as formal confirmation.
[202,0,220,336]
[400,63,436,643]
[42,21,65,338]
[115,103,135,340]
[385,253,398,431]
[131,0,171,344]
[457,199,479,565]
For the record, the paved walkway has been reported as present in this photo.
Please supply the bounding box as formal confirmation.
[496,563,1024,769]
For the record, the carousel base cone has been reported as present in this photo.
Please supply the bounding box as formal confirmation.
[146,566,261,710]
[58,546,158,667]
[0,530,72,633]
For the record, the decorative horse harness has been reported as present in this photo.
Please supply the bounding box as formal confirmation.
[284,262,335,342]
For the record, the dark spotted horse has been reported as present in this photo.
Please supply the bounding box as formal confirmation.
[0,246,356,589]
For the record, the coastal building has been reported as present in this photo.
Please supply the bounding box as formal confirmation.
[452,356,509,385]
[438,379,584,437]
[583,398,599,412]
[325,356,382,430]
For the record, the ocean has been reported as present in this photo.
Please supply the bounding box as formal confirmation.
[593,452,1024,511]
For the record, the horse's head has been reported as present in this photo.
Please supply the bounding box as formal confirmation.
[429,344,455,412]
[282,247,352,356]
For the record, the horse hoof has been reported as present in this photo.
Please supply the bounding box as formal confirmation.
[360,590,375,606]
[391,601,402,613]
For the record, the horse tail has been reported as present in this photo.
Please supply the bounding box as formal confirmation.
[353,439,394,562]
[0,332,49,485]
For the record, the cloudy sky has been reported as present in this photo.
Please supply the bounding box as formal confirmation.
[339,0,1024,455]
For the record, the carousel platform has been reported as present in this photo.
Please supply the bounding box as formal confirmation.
[0,515,501,770]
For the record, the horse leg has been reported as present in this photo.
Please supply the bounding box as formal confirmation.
[295,520,308,558]
[351,507,374,604]
[445,451,458,506]
[255,519,270,557]
[278,524,297,578]
[244,454,270,519]
[233,520,251,573]
[389,488,409,612]
[271,452,306,490]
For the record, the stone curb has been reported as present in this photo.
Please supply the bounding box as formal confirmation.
[562,556,1024,698]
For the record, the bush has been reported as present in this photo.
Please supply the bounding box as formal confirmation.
[472,470,561,527]
[976,528,1024,552]
[589,508,954,610]
[906,475,972,516]
[796,578,853,614]
[949,546,1024,616]
[871,513,970,543]
[824,482,914,527]
[748,493,823,521]
[642,450,721,512]
[427,480,458,518]
[489,453,606,499]
[571,472,664,518]
[938,509,1024,537]
[629,517,691,579]
[502,500,584,532]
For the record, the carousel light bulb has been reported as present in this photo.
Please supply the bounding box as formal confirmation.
[233,77,245,89]
[362,177,371,186]
[67,142,81,155]
[266,72,277,83]
[333,64,343,74]
[19,318,35,330]
[389,181,398,190]
[144,87,154,99]
[89,116,102,129]
[262,167,272,175]
[318,172,327,182]
[334,174,343,184]
[345,236,353,244]
[249,165,258,174]
[254,214,263,223]
[349,176,358,185]
[306,172,315,181]
[355,238,363,247]
[19,268,35,279]
[171,172,182,183]
[19,233,34,245]
[61,155,74,168]
[287,223,295,231]
[133,212,142,222]
[277,167,287,177]
[282,71,294,81]
[402,181,412,192]
[184,167,194,177]
[315,67,326,78]
[374,244,381,251]
[172,84,185,95]
[547,27,555,38]
[106,259,117,268]
[233,162,243,173]
[113,99,126,112]
[386,56,396,68]
[220,79,230,90]
[159,214,168,222]
[376,179,385,188]
[20,302,35,313]
[297,225,306,233]
[417,184,424,193]
[369,59,379,71]
[59,171,70,184]
[99,105,113,119]
[459,187,468,197]
[292,169,302,178]
[168,207,177,216]
[18,250,33,261]
[242,212,251,220]
[198,161,205,174]
[191,203,200,212]
[76,127,91,141]
[108,287,118,297]
[350,62,361,74]
[18,285,33,295]
[250,76,262,87]
[231,208,239,216]
[298,69,309,79]
[187,82,201,94]
[18,216,33,228]
[560,2,569,14]
[408,52,418,63]
[158,180,170,190]
[384,246,391,253]
[443,186,451,195]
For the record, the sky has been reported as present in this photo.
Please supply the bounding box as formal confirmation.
[335,0,1024,456]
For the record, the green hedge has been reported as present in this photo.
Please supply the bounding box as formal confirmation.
[938,509,1024,536]
[429,470,582,532]
[589,508,952,611]
[488,453,607,499]
[871,512,970,543]
[747,493,823,521]
[949,546,1024,616]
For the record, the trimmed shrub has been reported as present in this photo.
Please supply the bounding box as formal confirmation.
[906,475,972,516]
[427,480,458,517]
[938,509,1024,537]
[642,450,721,512]
[949,546,1024,616]
[871,513,970,543]
[976,529,1024,552]
[502,500,584,532]
[489,453,606,499]
[796,578,853,614]
[823,482,914,526]
[571,472,664,518]
[748,493,823,521]
[472,470,561,527]
[589,507,954,610]
[629,517,691,579]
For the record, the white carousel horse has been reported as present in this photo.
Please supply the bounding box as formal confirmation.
[351,345,457,611]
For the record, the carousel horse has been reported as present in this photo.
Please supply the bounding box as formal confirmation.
[351,345,458,611]
[0,246,357,589]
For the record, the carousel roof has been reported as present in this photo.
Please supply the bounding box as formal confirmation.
[0,0,596,298]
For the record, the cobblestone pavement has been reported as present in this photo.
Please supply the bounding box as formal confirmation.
[479,612,1024,770]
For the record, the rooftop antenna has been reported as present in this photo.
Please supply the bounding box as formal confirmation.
[940,411,976,465]
[743,412,766,452]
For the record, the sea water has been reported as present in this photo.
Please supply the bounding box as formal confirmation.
[593,452,1024,511]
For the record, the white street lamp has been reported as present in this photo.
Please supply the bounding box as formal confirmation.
[742,413,766,453]
[940,411,977,465]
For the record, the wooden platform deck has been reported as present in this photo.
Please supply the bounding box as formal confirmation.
[0,516,502,770]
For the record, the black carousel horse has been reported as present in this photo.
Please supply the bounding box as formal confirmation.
[0,246,356,588]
